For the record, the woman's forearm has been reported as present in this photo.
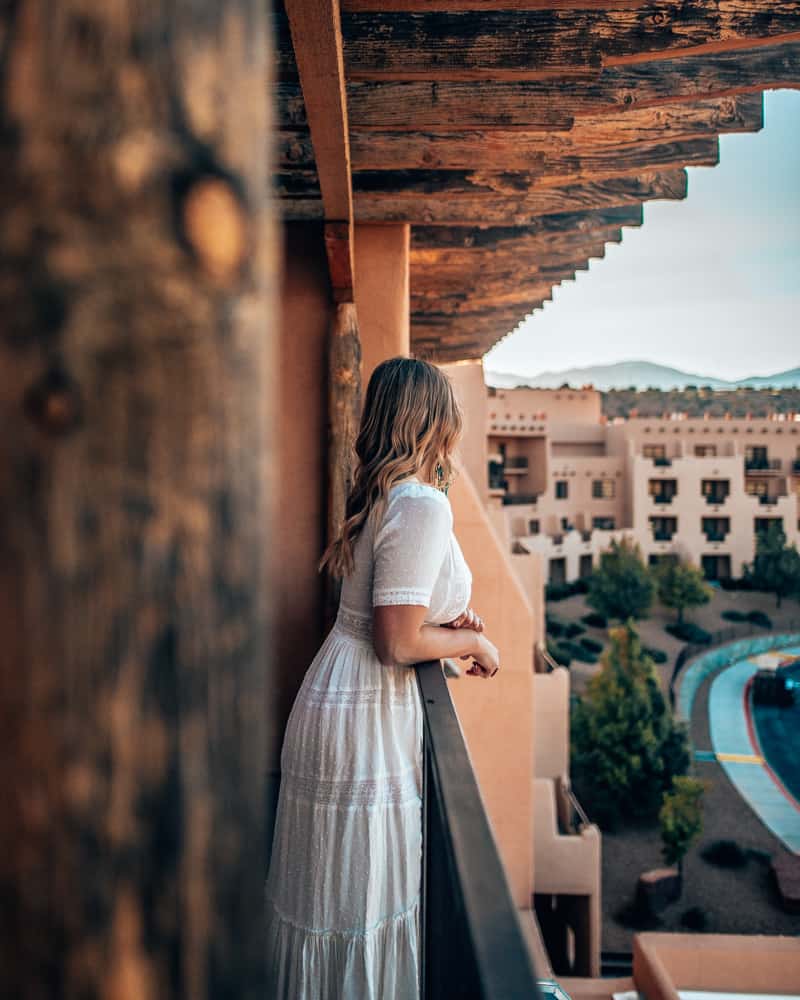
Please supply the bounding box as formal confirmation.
[377,622,480,667]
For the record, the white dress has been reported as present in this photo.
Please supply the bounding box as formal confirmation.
[265,478,472,999]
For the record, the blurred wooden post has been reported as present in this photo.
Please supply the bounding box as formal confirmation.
[0,2,276,997]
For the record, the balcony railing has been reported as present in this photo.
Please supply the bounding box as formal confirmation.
[704,493,728,506]
[745,457,782,472]
[757,495,779,506]
[652,456,672,467]
[652,494,675,505]
[581,530,592,542]
[652,530,674,542]
[415,662,540,999]
[505,456,529,470]
[704,531,728,543]
[793,459,800,475]
[502,493,539,506]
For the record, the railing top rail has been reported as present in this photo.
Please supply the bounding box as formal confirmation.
[415,661,540,1000]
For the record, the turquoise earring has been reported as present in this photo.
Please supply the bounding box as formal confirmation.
[435,462,449,496]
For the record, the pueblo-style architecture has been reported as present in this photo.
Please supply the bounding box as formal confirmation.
[2,1,799,997]
[466,382,800,584]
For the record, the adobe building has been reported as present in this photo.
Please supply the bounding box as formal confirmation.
[2,0,799,996]
[467,380,800,584]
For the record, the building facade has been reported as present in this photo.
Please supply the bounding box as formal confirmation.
[480,383,800,584]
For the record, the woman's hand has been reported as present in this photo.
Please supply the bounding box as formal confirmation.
[443,607,484,632]
[464,633,500,679]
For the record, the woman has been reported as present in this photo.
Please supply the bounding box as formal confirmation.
[265,357,500,999]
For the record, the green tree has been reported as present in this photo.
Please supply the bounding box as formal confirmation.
[660,776,705,877]
[587,538,655,621]
[570,623,690,830]
[655,559,711,624]
[748,523,800,608]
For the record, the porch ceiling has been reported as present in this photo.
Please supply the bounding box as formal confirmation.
[276,1,800,363]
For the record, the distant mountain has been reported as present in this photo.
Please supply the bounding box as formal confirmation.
[485,360,800,392]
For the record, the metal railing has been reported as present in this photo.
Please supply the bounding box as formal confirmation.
[704,493,729,505]
[415,662,540,1000]
[505,456,529,470]
[745,457,782,471]
[502,493,539,506]
[653,456,672,467]
[555,777,591,835]
[651,494,676,505]
[652,530,674,542]
[703,532,728,543]
[757,495,781,506]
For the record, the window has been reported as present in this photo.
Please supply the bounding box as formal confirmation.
[579,554,593,579]
[592,516,615,530]
[549,557,567,585]
[702,554,731,581]
[529,519,540,535]
[555,480,568,499]
[701,479,730,504]
[592,479,616,499]
[643,444,666,459]
[694,445,717,457]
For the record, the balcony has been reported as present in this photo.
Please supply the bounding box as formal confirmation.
[704,493,728,506]
[502,492,539,506]
[651,494,675,506]
[704,531,728,543]
[652,456,672,467]
[757,495,779,506]
[505,456,529,474]
[745,457,782,472]
[793,459,800,475]
[652,530,674,542]
[416,661,540,997]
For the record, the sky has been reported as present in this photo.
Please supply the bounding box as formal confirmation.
[484,89,800,382]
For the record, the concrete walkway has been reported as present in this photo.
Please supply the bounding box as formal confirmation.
[708,648,800,854]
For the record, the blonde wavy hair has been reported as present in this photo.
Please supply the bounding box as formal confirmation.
[319,357,463,578]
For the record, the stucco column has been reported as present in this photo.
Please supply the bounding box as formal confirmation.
[354,224,410,385]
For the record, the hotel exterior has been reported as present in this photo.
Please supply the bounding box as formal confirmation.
[3,2,799,997]
[472,381,800,585]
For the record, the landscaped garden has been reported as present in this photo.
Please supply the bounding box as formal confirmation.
[547,534,800,951]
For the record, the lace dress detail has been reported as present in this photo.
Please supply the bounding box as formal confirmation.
[265,479,472,999]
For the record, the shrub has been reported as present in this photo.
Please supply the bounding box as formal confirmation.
[587,539,655,621]
[720,576,754,591]
[680,907,707,931]
[665,622,712,645]
[643,646,668,664]
[547,641,571,667]
[564,622,586,638]
[546,616,566,638]
[582,611,608,628]
[572,578,590,594]
[580,636,604,654]
[701,840,748,869]
[654,559,711,624]
[747,609,772,629]
[546,579,591,602]
[571,624,690,829]
[721,609,748,623]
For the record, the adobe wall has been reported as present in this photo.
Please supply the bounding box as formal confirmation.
[355,223,410,386]
[274,224,330,783]
[448,466,536,906]
[634,932,800,996]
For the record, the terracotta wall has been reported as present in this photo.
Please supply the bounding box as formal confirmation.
[273,221,411,789]
[441,360,490,504]
[355,223,410,386]
[447,466,536,907]
[273,224,331,789]
[635,933,800,997]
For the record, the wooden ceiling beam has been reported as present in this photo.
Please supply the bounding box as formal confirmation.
[272,42,800,130]
[410,247,606,287]
[410,228,622,264]
[283,0,355,300]
[279,95,759,170]
[411,206,643,248]
[343,0,647,10]
[333,7,800,81]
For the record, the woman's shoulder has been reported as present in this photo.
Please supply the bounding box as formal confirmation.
[388,479,450,507]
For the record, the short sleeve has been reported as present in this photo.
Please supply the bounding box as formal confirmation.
[372,488,453,608]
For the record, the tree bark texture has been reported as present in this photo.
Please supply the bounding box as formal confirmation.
[0,3,276,998]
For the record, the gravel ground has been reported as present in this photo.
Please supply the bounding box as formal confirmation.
[546,588,800,952]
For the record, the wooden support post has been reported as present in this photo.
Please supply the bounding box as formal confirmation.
[0,2,276,997]
[285,0,363,622]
